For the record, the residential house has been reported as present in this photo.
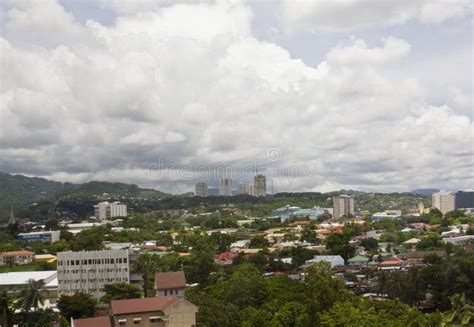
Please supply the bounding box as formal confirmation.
[155,271,187,298]
[347,255,369,267]
[0,250,34,265]
[72,296,198,327]
[305,255,344,268]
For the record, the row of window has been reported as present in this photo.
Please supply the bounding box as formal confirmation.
[163,289,180,296]
[117,316,164,326]
[58,257,128,266]
[58,268,128,274]
[60,277,128,284]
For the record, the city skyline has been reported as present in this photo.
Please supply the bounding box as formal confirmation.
[0,0,472,194]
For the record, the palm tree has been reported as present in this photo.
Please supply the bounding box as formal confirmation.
[17,279,47,312]
[132,253,158,297]
[0,290,14,327]
[441,293,474,326]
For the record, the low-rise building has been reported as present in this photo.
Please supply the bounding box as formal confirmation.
[370,210,402,222]
[17,230,61,243]
[305,255,345,268]
[0,271,58,308]
[347,255,369,267]
[155,271,187,298]
[0,250,34,265]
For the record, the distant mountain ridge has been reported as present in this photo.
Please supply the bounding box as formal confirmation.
[0,172,167,220]
[410,189,439,195]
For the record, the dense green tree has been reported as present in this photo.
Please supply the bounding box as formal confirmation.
[57,293,97,320]
[101,282,141,304]
[304,262,350,321]
[325,232,354,260]
[0,290,14,327]
[14,308,56,327]
[185,236,217,284]
[271,302,310,327]
[220,264,269,308]
[132,252,159,297]
[249,235,270,249]
[360,237,378,252]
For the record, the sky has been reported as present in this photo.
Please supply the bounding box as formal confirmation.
[0,0,472,194]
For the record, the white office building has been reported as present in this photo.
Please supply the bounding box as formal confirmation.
[57,249,130,299]
[94,201,127,220]
[432,192,455,214]
[17,230,60,243]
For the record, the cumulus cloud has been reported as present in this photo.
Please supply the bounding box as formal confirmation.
[280,0,472,32]
[327,37,411,65]
[0,0,472,193]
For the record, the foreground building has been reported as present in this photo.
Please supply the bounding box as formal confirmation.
[0,271,58,308]
[57,249,129,298]
[72,296,198,327]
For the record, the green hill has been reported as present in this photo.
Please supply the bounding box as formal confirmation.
[0,172,167,221]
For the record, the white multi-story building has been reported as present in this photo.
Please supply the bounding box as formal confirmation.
[333,195,355,219]
[432,192,455,214]
[94,201,127,220]
[195,181,208,197]
[57,249,130,298]
[17,230,61,243]
[219,178,232,196]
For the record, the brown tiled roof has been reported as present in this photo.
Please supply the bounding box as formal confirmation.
[155,271,186,290]
[73,316,112,327]
[111,296,178,315]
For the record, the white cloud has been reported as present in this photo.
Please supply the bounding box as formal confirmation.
[0,0,472,193]
[327,37,411,65]
[280,0,472,32]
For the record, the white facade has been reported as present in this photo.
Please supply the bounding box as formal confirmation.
[306,255,345,268]
[432,192,455,214]
[94,201,128,220]
[57,249,130,299]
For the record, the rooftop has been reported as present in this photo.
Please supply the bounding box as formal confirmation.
[155,271,186,290]
[73,316,112,327]
[0,271,57,286]
[111,296,178,315]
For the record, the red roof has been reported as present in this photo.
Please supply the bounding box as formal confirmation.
[214,252,237,261]
[155,271,186,290]
[73,316,112,327]
[380,257,404,266]
[111,296,178,315]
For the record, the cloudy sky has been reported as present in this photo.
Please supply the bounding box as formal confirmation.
[0,0,472,194]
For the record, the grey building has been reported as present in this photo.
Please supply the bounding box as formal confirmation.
[455,190,474,209]
[195,181,208,197]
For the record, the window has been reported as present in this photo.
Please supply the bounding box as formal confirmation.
[118,319,127,326]
[164,290,167,296]
[133,318,142,325]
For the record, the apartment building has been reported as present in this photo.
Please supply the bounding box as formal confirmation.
[57,249,130,298]
[94,202,128,220]
[194,182,208,197]
[333,195,355,219]
[432,192,455,214]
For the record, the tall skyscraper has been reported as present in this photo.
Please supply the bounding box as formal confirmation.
[195,181,208,197]
[454,190,474,209]
[432,192,455,214]
[254,175,266,197]
[333,195,354,219]
[219,178,232,196]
